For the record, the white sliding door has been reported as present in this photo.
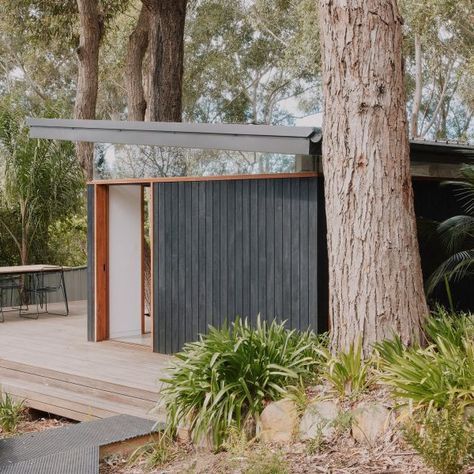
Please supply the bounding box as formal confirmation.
[108,185,142,339]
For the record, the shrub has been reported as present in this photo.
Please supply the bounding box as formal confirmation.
[160,317,325,449]
[403,404,474,474]
[242,448,289,474]
[128,435,178,469]
[378,309,474,409]
[0,392,25,434]
[321,339,372,399]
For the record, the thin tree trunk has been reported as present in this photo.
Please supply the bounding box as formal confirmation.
[410,34,422,138]
[145,1,162,122]
[126,4,149,121]
[319,0,428,354]
[155,0,187,122]
[74,0,103,180]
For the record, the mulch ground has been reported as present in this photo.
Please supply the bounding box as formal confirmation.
[0,408,73,440]
[99,430,445,474]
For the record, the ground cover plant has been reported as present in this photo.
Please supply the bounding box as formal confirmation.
[377,308,474,409]
[0,392,25,434]
[403,404,474,474]
[160,317,325,449]
[321,338,372,399]
[146,308,474,473]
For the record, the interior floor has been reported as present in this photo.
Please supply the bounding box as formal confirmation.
[113,333,152,347]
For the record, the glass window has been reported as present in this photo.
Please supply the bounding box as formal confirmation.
[94,144,318,180]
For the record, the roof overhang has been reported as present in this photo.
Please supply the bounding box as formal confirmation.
[26,118,474,164]
[410,139,474,164]
[27,118,323,155]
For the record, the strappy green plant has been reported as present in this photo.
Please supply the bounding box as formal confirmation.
[0,392,25,434]
[379,309,474,410]
[160,317,326,449]
[321,339,373,399]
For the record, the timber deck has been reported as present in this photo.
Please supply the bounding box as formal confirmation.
[0,301,170,422]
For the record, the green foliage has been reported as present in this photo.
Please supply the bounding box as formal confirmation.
[0,392,25,434]
[242,448,288,474]
[161,317,324,449]
[373,334,405,366]
[0,105,85,266]
[403,404,474,474]
[183,0,321,125]
[426,165,474,296]
[322,339,372,399]
[128,435,177,470]
[379,309,474,409]
[47,214,87,266]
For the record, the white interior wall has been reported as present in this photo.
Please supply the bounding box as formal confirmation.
[108,185,142,338]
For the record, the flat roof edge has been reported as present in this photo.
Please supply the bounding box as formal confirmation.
[27,118,322,155]
[27,118,321,139]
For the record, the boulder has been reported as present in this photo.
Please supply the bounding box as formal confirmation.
[464,404,474,423]
[299,400,340,441]
[259,398,298,443]
[351,402,391,446]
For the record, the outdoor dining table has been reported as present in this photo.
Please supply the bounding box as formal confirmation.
[0,265,69,320]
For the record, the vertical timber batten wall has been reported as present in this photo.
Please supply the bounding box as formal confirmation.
[152,176,324,354]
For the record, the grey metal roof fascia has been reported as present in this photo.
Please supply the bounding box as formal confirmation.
[409,140,474,164]
[27,118,322,155]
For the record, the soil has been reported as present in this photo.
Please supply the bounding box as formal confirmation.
[0,408,73,439]
[99,430,442,474]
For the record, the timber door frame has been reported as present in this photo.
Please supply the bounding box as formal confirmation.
[94,184,109,341]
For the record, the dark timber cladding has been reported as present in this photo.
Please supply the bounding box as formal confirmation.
[152,176,321,354]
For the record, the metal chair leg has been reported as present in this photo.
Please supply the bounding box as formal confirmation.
[62,270,69,316]
[0,289,4,323]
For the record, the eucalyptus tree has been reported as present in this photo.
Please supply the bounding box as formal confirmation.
[400,0,474,140]
[0,0,129,179]
[319,0,428,353]
[183,0,321,125]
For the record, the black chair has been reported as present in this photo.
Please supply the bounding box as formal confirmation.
[20,269,69,319]
[0,275,22,322]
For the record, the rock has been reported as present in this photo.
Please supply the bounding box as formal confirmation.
[299,400,340,441]
[464,404,474,422]
[177,422,191,443]
[259,398,298,443]
[351,402,391,446]
[176,412,194,443]
[195,430,214,451]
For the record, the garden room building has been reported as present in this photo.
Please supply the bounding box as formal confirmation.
[28,118,474,354]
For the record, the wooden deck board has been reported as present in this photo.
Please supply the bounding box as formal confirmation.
[0,301,170,421]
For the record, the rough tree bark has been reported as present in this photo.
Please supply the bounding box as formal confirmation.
[154,0,187,122]
[75,0,103,180]
[126,4,149,121]
[129,0,187,122]
[318,0,428,354]
[143,0,163,121]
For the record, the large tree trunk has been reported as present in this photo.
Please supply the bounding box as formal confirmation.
[75,0,103,180]
[136,0,187,122]
[155,0,187,122]
[126,4,149,121]
[145,1,163,122]
[319,0,428,354]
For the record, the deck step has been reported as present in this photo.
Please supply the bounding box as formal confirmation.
[0,359,160,402]
[0,360,166,422]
